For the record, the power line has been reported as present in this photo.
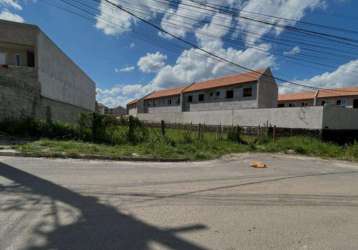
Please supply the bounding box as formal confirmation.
[93,0,358,75]
[102,0,358,92]
[178,0,358,46]
[180,0,358,35]
[45,0,358,93]
[113,0,358,58]
[112,0,358,61]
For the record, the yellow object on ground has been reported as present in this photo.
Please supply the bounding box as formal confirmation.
[250,161,267,168]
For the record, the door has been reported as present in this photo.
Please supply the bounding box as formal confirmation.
[353,99,358,109]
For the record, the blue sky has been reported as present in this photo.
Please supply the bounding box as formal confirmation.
[1,0,358,107]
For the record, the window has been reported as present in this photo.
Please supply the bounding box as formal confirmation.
[321,101,326,106]
[210,92,214,97]
[336,99,342,106]
[15,54,21,66]
[243,87,253,97]
[354,99,358,109]
[216,91,220,97]
[176,98,180,104]
[226,90,234,99]
[0,52,5,65]
[27,51,35,67]
[301,102,305,107]
[188,95,193,103]
[168,99,172,105]
[199,94,205,102]
[288,103,295,107]
[278,104,285,108]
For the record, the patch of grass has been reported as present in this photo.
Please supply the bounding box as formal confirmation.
[6,117,358,162]
[16,135,358,162]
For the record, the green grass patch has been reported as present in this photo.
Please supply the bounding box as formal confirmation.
[15,135,358,162]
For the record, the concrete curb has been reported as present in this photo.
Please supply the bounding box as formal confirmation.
[0,151,190,162]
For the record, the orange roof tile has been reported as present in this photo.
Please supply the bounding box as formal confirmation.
[144,86,187,100]
[317,87,358,98]
[127,99,138,106]
[278,86,358,102]
[183,69,266,93]
[278,91,316,102]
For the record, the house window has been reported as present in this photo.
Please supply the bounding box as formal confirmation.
[288,103,295,107]
[199,94,205,102]
[15,54,21,66]
[336,100,342,106]
[210,92,214,97]
[243,87,253,97]
[226,90,234,99]
[301,102,305,107]
[321,101,325,106]
[168,99,172,105]
[216,91,220,97]
[27,51,35,67]
[354,99,358,109]
[188,95,193,103]
[0,52,5,65]
[278,104,285,108]
[176,98,180,104]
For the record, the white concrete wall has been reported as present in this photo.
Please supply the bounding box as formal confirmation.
[148,106,182,113]
[257,68,278,108]
[128,107,137,116]
[138,106,325,129]
[187,99,258,112]
[323,106,358,130]
[37,31,96,111]
[183,83,258,112]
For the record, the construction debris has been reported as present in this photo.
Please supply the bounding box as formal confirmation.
[250,161,267,168]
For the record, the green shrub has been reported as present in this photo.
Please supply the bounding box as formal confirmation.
[227,126,243,143]
[127,116,148,144]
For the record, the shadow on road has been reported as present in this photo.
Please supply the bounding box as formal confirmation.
[0,162,207,250]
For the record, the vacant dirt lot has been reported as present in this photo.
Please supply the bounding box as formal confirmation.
[1,154,358,250]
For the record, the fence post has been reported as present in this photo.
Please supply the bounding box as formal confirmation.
[273,125,276,142]
[161,120,165,136]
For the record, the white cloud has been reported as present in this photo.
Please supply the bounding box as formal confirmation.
[284,46,301,56]
[137,52,167,73]
[0,0,22,10]
[95,0,330,106]
[0,9,24,22]
[152,11,276,89]
[96,83,157,108]
[160,0,239,39]
[115,65,135,72]
[238,0,324,45]
[280,60,358,94]
[152,43,275,89]
[95,0,169,36]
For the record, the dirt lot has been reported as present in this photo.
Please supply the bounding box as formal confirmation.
[1,153,358,250]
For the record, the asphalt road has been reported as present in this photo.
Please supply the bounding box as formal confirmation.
[1,154,358,250]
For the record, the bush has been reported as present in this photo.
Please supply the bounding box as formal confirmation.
[227,126,243,143]
[0,117,79,139]
[127,116,148,144]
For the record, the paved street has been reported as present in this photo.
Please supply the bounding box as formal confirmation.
[1,154,358,250]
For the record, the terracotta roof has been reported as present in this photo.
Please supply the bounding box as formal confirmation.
[127,99,138,106]
[317,87,358,98]
[278,91,316,102]
[144,86,187,100]
[183,69,266,93]
[278,87,358,102]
